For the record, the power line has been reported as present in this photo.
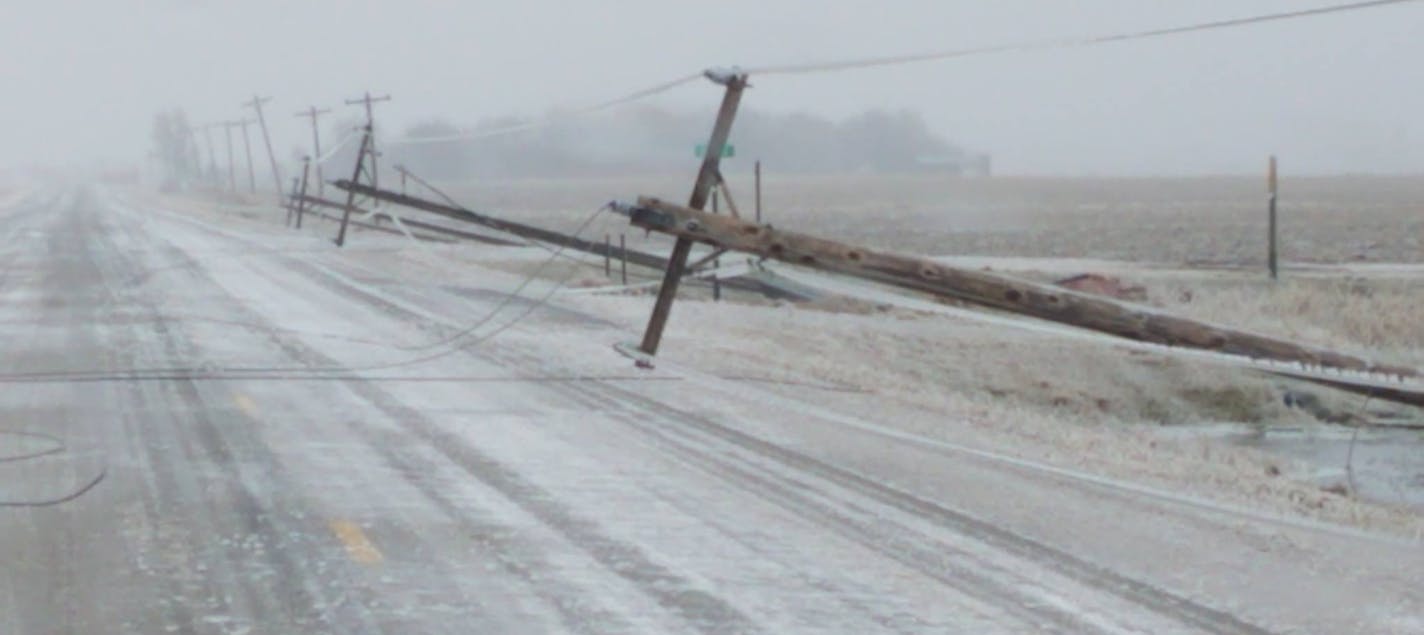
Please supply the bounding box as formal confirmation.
[313,130,360,166]
[0,205,610,384]
[744,0,1422,76]
[387,72,703,146]
[379,2,1415,148]
[295,106,333,196]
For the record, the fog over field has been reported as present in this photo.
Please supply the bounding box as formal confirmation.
[7,4,1424,633]
[3,0,1423,175]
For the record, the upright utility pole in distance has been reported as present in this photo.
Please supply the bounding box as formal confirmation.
[200,124,220,185]
[344,92,391,189]
[295,106,332,197]
[222,121,240,192]
[1267,155,1279,280]
[237,118,257,193]
[244,95,284,205]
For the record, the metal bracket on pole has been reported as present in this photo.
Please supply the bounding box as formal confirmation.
[635,69,748,366]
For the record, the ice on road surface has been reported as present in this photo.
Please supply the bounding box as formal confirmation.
[0,186,1420,634]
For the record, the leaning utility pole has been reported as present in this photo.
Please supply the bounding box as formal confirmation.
[637,68,747,362]
[615,195,1423,383]
[292,157,311,229]
[236,118,257,193]
[344,92,391,189]
[243,95,284,204]
[295,106,332,197]
[334,128,374,248]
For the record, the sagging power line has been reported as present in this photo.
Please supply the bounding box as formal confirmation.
[367,1,1419,150]
[294,106,332,196]
[744,0,1423,75]
[344,91,391,189]
[384,72,703,147]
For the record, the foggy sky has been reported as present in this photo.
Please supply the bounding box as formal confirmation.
[2,0,1421,175]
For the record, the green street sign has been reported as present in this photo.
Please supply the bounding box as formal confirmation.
[695,143,735,158]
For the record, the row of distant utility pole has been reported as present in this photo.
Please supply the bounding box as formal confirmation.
[188,92,391,205]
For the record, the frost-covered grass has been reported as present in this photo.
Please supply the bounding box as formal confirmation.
[546,291,1422,534]
[439,173,1424,264]
[1148,277,1424,367]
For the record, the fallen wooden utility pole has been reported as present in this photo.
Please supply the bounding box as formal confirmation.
[614,196,1419,382]
[331,180,816,301]
[334,127,374,247]
[291,194,455,243]
[294,194,518,246]
[334,180,678,270]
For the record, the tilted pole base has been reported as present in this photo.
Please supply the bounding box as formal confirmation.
[634,68,748,365]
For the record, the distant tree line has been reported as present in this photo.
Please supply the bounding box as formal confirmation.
[365,107,989,181]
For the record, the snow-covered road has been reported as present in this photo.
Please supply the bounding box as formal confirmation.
[0,185,1419,634]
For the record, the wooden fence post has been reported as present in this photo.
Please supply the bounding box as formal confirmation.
[754,159,762,223]
[1268,155,1279,280]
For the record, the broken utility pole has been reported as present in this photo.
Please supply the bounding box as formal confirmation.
[295,106,332,197]
[637,68,748,363]
[296,192,519,245]
[334,127,373,247]
[243,95,285,206]
[285,176,301,227]
[334,179,818,301]
[291,157,311,229]
[344,92,391,189]
[613,196,1420,383]
[335,179,665,267]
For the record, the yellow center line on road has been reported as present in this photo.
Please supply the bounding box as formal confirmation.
[233,394,260,418]
[329,520,384,565]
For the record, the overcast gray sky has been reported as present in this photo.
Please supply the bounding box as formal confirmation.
[2,0,1420,175]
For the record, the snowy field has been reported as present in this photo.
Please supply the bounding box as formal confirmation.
[435,173,1424,264]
